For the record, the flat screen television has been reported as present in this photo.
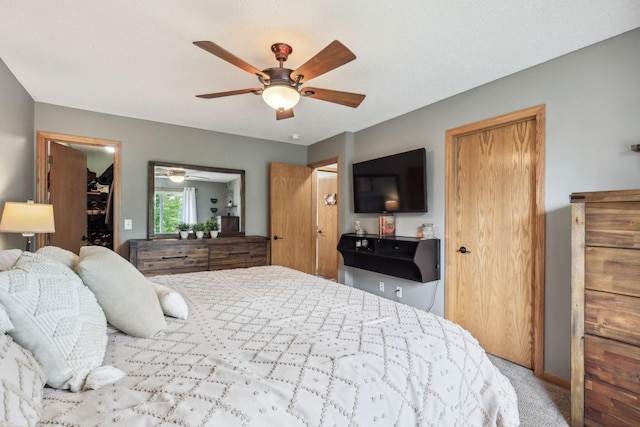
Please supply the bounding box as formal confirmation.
[352,148,427,213]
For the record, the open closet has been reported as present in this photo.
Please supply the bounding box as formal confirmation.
[36,132,121,254]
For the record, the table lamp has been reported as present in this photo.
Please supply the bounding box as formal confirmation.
[0,200,56,251]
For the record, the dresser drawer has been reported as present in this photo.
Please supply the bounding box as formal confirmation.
[585,378,640,426]
[585,202,640,249]
[585,335,640,396]
[585,290,640,346]
[586,246,640,297]
[209,241,268,270]
[136,245,209,275]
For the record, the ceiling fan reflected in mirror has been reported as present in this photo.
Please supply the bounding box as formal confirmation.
[193,40,366,120]
[155,168,187,183]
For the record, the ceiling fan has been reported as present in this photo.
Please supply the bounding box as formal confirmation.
[193,40,366,120]
[155,168,192,183]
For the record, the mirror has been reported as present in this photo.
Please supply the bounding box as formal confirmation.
[148,161,245,239]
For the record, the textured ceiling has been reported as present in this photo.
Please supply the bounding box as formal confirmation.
[1,1,638,145]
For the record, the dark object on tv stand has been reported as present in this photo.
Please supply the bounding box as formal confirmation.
[337,233,440,282]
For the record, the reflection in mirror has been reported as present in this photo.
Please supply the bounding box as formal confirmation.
[148,161,245,238]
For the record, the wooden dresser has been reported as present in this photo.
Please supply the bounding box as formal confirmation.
[129,236,270,276]
[570,189,640,426]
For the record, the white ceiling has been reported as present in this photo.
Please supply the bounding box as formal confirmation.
[1,1,638,146]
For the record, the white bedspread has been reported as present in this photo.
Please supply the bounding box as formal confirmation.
[40,266,519,426]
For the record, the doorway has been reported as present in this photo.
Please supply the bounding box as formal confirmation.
[445,105,545,376]
[269,157,340,280]
[310,159,339,281]
[36,132,122,254]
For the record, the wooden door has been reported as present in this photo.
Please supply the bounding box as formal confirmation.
[269,162,314,274]
[316,169,338,280]
[445,105,545,374]
[49,142,87,254]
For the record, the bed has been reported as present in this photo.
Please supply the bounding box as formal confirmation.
[0,247,519,426]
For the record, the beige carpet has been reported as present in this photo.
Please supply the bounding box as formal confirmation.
[488,355,571,426]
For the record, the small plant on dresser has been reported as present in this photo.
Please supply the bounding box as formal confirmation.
[176,222,191,239]
[192,222,207,239]
[205,218,219,238]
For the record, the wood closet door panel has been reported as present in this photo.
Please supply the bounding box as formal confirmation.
[585,202,640,249]
[586,246,640,297]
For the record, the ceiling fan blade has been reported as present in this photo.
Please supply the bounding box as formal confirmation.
[194,41,269,79]
[276,108,294,120]
[291,40,356,83]
[301,88,365,108]
[196,88,262,99]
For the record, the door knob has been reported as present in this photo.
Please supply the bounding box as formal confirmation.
[458,246,471,254]
[273,235,284,240]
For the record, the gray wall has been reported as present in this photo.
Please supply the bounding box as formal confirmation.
[33,104,308,256]
[310,28,640,380]
[0,59,35,250]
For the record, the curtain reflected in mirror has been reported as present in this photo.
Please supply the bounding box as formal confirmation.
[148,161,245,238]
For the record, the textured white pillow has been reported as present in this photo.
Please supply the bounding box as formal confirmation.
[0,252,107,392]
[150,281,189,320]
[75,246,167,338]
[0,248,22,271]
[36,246,79,269]
[0,333,46,426]
[0,303,13,333]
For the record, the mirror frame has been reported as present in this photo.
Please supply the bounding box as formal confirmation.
[148,160,245,239]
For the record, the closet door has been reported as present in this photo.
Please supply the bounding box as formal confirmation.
[49,142,87,254]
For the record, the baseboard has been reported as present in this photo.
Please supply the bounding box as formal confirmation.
[543,371,570,389]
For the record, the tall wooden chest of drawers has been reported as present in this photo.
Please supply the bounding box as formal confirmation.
[571,189,640,426]
[129,236,270,276]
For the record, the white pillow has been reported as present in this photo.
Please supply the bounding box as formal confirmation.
[0,303,13,333]
[75,246,167,338]
[0,333,46,426]
[0,252,107,392]
[0,248,22,271]
[36,246,79,269]
[150,282,189,320]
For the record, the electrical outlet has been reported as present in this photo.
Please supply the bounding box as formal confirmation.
[124,219,133,230]
[379,281,384,292]
[396,286,403,298]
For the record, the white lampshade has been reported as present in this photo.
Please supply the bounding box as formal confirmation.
[0,201,56,235]
[262,85,300,111]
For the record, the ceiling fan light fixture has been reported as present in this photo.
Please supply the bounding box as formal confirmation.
[168,170,186,183]
[262,85,300,111]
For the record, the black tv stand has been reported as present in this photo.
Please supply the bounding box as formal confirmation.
[337,233,440,283]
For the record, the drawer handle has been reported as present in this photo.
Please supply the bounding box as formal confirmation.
[230,251,250,255]
[161,255,188,260]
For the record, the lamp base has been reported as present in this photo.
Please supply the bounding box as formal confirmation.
[22,232,35,252]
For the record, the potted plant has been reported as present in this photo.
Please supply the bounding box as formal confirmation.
[192,222,207,239]
[206,218,219,238]
[177,222,191,239]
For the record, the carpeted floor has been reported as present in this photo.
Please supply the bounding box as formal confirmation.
[488,355,571,426]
